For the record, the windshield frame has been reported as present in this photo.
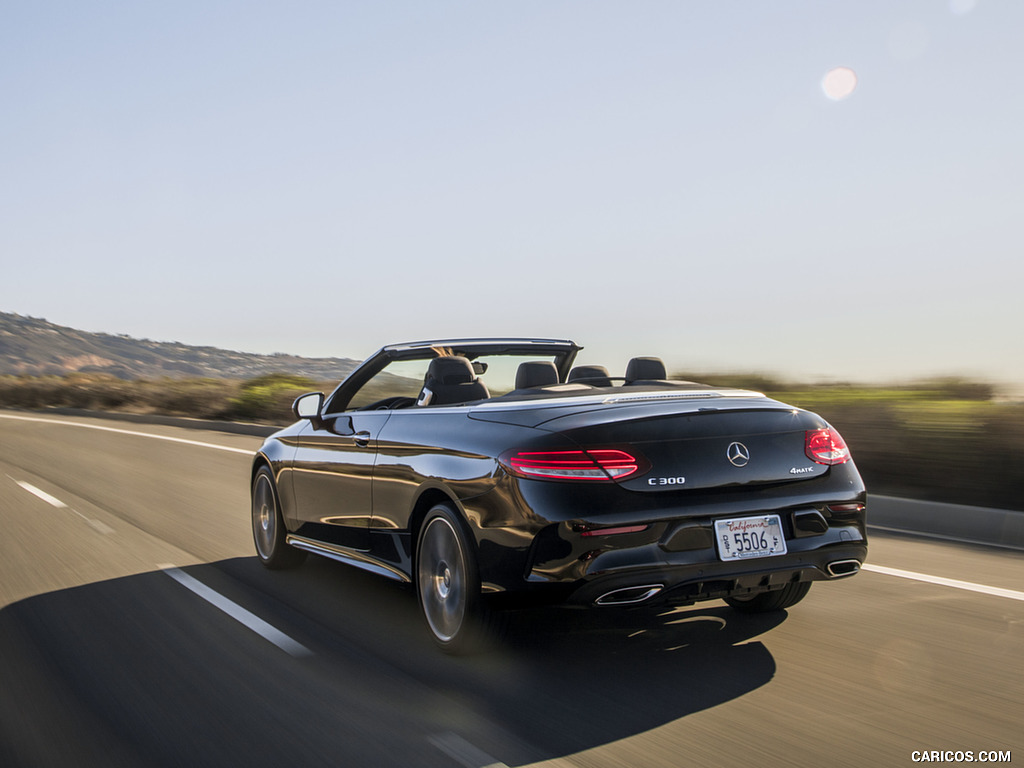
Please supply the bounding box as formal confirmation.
[322,338,582,414]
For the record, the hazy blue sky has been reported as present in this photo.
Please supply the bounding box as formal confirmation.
[2,1,1021,384]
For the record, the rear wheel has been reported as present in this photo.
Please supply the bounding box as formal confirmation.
[416,503,492,653]
[724,581,811,613]
[252,466,306,569]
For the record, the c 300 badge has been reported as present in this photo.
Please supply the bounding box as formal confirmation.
[648,476,686,486]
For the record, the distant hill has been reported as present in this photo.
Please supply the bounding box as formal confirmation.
[0,312,359,381]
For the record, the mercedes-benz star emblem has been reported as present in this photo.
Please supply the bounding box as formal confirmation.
[727,442,750,467]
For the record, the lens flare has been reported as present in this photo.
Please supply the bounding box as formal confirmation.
[822,67,858,101]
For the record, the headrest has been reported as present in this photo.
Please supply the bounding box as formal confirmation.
[515,361,559,389]
[418,356,489,406]
[625,357,667,382]
[568,365,612,387]
[425,356,475,386]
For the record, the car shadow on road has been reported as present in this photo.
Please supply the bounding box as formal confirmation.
[457,601,782,763]
[216,555,787,765]
[0,557,786,768]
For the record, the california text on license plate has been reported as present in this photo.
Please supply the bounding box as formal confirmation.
[714,515,787,561]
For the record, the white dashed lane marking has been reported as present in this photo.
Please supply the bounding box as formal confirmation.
[13,479,67,507]
[428,732,508,768]
[160,564,312,658]
[9,476,115,534]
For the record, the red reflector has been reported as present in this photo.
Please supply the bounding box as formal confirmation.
[580,524,649,537]
[504,449,642,481]
[826,503,864,513]
[805,428,851,465]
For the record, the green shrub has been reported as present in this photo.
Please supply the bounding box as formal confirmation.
[227,373,319,422]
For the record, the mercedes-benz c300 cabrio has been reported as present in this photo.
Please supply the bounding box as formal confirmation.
[251,338,866,652]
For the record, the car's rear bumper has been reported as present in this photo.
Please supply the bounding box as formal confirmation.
[561,541,867,608]
[471,473,868,607]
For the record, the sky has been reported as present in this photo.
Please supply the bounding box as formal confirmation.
[2,1,1021,386]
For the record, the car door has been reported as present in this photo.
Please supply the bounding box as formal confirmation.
[288,410,392,551]
[288,356,433,551]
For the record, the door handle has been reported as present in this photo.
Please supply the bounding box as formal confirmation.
[354,431,371,447]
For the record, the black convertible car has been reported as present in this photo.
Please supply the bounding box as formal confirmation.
[251,338,867,652]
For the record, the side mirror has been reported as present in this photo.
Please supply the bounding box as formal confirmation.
[292,392,324,421]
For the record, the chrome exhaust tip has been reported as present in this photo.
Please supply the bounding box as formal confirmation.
[595,584,664,606]
[826,559,861,578]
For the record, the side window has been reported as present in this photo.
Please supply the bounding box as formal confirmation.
[344,358,433,411]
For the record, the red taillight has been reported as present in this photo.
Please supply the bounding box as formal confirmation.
[503,448,643,481]
[805,428,851,465]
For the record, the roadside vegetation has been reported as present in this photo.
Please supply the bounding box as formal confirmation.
[0,372,327,425]
[1,371,1021,511]
[676,372,1023,511]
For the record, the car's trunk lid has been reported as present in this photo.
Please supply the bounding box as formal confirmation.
[472,393,832,491]
[565,407,829,491]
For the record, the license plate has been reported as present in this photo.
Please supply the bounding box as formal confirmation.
[714,515,787,561]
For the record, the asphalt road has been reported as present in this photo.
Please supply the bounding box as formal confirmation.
[0,410,1020,768]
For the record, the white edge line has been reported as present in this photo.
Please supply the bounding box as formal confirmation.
[862,563,1024,602]
[0,413,254,455]
[159,565,312,657]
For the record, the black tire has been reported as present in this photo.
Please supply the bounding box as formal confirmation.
[415,503,495,654]
[724,581,811,613]
[251,466,306,570]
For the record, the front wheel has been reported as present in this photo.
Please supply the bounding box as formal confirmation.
[416,503,491,653]
[724,581,811,613]
[252,466,306,570]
